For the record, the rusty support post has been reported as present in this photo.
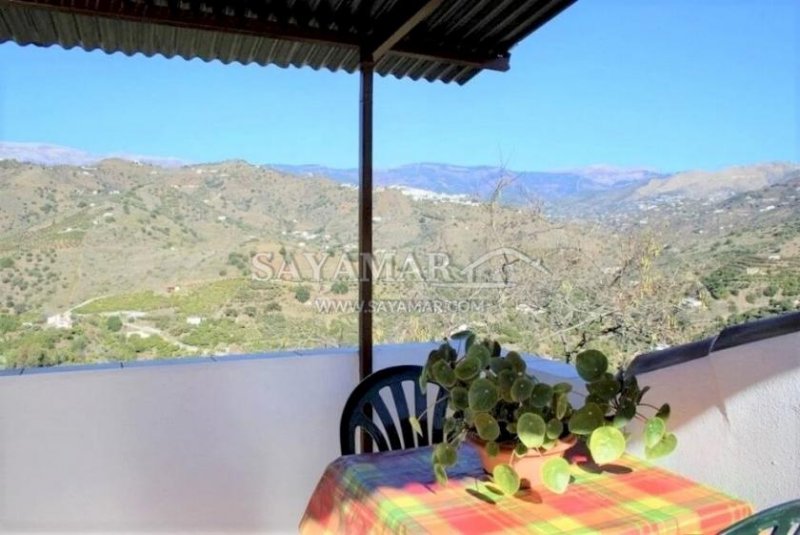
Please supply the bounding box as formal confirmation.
[357,55,375,453]
[358,57,374,382]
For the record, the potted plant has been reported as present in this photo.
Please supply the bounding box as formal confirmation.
[413,332,676,496]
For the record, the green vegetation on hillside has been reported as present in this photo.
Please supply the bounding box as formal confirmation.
[0,159,798,370]
[76,279,246,315]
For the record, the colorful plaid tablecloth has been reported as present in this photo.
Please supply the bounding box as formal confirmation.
[299,443,751,534]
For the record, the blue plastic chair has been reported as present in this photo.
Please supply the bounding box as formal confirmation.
[339,365,447,455]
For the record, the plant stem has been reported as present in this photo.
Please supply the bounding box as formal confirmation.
[415,389,451,423]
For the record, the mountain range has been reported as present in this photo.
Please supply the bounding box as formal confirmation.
[1,141,798,210]
[267,162,667,202]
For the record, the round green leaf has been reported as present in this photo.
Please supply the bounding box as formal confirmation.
[587,374,621,401]
[623,374,639,391]
[515,406,542,421]
[511,376,535,402]
[546,418,564,440]
[568,402,605,436]
[576,349,609,382]
[530,383,553,407]
[486,441,500,458]
[468,378,499,412]
[467,343,491,368]
[644,417,667,448]
[645,432,678,460]
[449,386,469,410]
[497,368,516,389]
[426,349,442,366]
[474,412,501,442]
[434,443,458,467]
[588,426,626,465]
[492,464,520,495]
[497,369,517,402]
[585,392,607,404]
[442,343,458,363]
[489,357,513,374]
[517,412,547,448]
[584,396,610,416]
[541,457,571,494]
[514,442,529,456]
[455,356,481,381]
[553,382,573,394]
[421,349,443,388]
[506,351,527,373]
[431,360,456,387]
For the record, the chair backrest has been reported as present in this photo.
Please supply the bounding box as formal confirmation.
[719,499,800,535]
[340,365,448,455]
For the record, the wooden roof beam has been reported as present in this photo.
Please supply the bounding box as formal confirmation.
[366,0,444,61]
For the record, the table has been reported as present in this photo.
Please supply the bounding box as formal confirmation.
[299,443,752,534]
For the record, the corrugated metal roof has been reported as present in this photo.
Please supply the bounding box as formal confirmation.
[0,0,576,84]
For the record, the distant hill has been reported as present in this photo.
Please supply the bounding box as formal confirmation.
[555,162,800,219]
[267,162,667,202]
[632,163,800,200]
[0,141,187,168]
[3,140,797,212]
[1,141,665,202]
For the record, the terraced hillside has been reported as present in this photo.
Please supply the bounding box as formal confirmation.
[0,158,798,369]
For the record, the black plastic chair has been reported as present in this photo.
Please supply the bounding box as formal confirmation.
[340,365,447,455]
[719,499,800,535]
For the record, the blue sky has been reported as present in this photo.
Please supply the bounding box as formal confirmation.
[0,0,797,172]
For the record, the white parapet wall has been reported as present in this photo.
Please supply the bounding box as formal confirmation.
[626,331,800,511]
[0,344,441,534]
[1,349,356,534]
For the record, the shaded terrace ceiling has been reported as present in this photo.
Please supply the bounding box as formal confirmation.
[0,0,576,84]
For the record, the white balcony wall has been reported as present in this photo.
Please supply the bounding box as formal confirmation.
[0,340,572,535]
[626,331,800,511]
[0,343,446,534]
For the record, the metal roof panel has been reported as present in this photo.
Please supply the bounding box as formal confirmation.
[0,0,576,83]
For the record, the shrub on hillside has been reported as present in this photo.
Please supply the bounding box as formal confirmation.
[107,316,123,333]
[331,281,349,295]
[295,286,311,303]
